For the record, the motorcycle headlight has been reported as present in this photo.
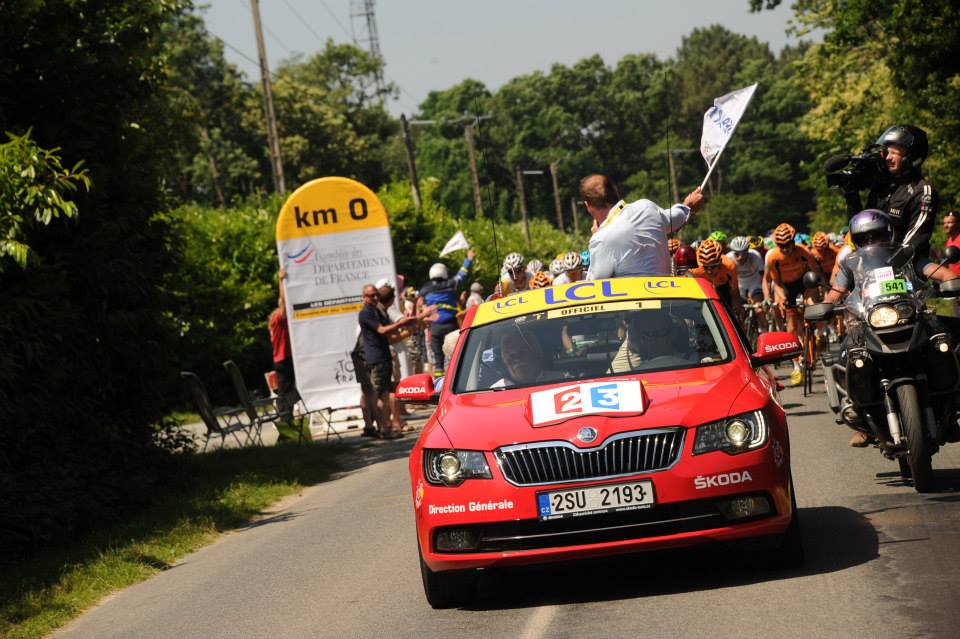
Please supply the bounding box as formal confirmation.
[424,450,492,486]
[868,304,899,328]
[894,302,915,321]
[693,410,767,455]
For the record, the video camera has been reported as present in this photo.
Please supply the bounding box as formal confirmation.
[824,145,885,192]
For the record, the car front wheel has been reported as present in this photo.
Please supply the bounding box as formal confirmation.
[419,545,476,608]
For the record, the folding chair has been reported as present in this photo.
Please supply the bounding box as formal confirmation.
[180,371,252,451]
[223,360,280,445]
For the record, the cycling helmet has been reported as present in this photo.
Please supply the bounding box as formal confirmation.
[708,230,727,245]
[580,250,590,268]
[748,235,764,250]
[773,223,796,245]
[526,258,543,274]
[503,251,525,271]
[429,263,449,280]
[729,236,750,253]
[674,245,697,272]
[812,231,830,250]
[529,271,552,289]
[876,125,928,171]
[667,238,680,254]
[549,258,564,276]
[561,251,582,272]
[697,239,724,267]
[849,209,893,248]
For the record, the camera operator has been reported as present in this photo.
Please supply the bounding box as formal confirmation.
[831,125,940,279]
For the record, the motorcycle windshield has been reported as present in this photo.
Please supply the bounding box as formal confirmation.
[845,244,921,317]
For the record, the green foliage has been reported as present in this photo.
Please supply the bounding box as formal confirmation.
[164,197,283,399]
[0,0,189,558]
[380,178,591,289]
[0,131,90,270]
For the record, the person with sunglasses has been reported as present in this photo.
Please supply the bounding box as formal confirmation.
[495,251,529,297]
[687,238,742,325]
[766,223,823,386]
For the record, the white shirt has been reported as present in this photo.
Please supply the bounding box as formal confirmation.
[587,199,691,279]
[552,272,571,286]
[727,249,765,292]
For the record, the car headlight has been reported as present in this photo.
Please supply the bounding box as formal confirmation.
[693,410,767,455]
[868,304,899,328]
[424,450,492,486]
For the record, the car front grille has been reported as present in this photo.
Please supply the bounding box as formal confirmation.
[494,428,684,486]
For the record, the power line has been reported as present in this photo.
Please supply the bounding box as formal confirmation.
[280,0,325,42]
[318,0,353,40]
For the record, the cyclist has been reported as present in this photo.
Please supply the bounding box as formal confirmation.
[549,258,565,280]
[529,270,553,289]
[767,223,823,386]
[749,235,767,259]
[811,232,838,282]
[552,251,585,286]
[496,252,529,296]
[727,236,766,330]
[526,258,544,276]
[708,230,728,252]
[688,238,742,322]
[673,244,697,276]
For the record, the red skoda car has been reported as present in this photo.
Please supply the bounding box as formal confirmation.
[397,276,804,608]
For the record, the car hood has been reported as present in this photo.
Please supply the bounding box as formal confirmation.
[436,363,751,451]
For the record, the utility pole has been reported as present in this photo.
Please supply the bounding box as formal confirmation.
[549,161,563,231]
[570,197,580,234]
[250,0,285,195]
[399,114,421,212]
[464,123,484,218]
[515,167,531,246]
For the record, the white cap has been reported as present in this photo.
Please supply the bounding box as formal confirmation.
[470,282,483,293]
[375,277,394,289]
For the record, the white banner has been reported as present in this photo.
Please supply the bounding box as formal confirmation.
[276,177,396,411]
[439,230,469,257]
[700,83,758,170]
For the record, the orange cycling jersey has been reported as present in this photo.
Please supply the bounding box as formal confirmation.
[766,244,819,285]
[811,245,838,278]
[689,255,739,292]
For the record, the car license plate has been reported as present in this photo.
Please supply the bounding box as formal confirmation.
[537,479,655,520]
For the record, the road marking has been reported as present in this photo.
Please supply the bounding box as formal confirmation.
[518,605,558,639]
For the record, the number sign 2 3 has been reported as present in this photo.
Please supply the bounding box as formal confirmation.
[529,381,647,427]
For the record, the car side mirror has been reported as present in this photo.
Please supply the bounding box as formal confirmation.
[804,302,835,322]
[751,332,803,367]
[395,373,439,405]
[944,245,960,264]
[888,244,914,269]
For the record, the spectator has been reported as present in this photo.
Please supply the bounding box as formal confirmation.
[268,270,298,427]
[358,283,428,439]
[419,249,475,376]
[944,211,960,277]
[579,174,704,278]
[378,279,412,432]
[465,282,484,309]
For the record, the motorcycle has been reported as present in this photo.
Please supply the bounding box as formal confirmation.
[805,245,960,492]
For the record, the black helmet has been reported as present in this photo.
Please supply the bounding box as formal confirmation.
[876,125,928,171]
[849,209,892,248]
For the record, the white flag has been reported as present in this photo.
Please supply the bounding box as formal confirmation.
[439,230,470,256]
[700,83,758,168]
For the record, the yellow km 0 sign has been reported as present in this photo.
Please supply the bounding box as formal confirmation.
[276,176,388,241]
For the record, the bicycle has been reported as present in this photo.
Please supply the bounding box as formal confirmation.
[741,302,763,350]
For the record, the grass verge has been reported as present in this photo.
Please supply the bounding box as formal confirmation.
[0,442,345,639]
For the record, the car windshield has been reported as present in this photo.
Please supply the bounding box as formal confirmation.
[452,298,731,393]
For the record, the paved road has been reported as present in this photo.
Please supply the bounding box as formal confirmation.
[56,374,960,639]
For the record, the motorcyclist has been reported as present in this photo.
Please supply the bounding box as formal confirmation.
[673,244,697,276]
[843,125,939,279]
[822,210,956,445]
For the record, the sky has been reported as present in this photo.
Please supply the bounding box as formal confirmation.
[202,0,820,115]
